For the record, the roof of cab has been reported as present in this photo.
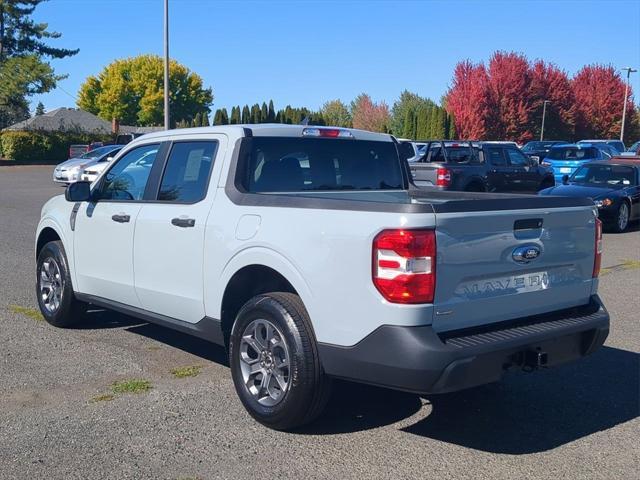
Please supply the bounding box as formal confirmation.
[134,124,394,142]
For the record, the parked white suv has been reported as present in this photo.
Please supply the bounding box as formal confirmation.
[36,125,609,430]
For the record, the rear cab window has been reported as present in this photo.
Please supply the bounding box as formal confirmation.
[240,137,405,192]
[158,141,217,202]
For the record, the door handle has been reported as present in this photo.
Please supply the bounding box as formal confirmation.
[111,213,131,223]
[171,217,196,228]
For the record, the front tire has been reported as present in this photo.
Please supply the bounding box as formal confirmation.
[36,240,85,327]
[610,201,630,233]
[229,292,331,430]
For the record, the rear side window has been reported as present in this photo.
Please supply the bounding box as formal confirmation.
[241,137,404,192]
[487,147,506,166]
[158,141,217,202]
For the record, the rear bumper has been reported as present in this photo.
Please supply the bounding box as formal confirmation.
[319,295,609,394]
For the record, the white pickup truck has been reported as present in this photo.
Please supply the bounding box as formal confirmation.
[35,125,609,430]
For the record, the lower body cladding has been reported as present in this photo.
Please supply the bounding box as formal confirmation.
[318,295,609,395]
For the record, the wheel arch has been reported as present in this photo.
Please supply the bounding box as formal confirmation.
[463,176,487,192]
[214,248,314,348]
[35,220,66,260]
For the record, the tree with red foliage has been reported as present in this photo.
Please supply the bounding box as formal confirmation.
[350,94,391,133]
[445,60,491,139]
[572,65,634,141]
[485,52,535,142]
[530,61,575,140]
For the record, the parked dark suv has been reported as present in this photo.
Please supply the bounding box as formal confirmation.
[409,141,556,192]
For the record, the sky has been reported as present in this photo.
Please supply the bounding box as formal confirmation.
[32,0,640,116]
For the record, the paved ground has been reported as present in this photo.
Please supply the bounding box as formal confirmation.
[0,165,638,480]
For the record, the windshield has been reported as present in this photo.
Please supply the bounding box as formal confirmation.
[570,164,637,186]
[546,147,598,160]
[241,137,404,192]
[79,145,118,159]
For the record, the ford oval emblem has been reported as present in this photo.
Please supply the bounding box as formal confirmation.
[512,245,541,263]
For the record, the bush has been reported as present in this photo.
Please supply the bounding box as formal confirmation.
[0,130,112,162]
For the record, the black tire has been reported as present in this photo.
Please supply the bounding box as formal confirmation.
[36,240,85,327]
[229,292,331,430]
[610,201,631,233]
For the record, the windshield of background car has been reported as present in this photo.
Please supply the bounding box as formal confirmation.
[570,164,637,186]
[546,147,599,160]
[523,141,560,151]
[79,145,118,159]
[241,137,404,192]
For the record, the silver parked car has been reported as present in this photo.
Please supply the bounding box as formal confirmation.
[53,145,122,184]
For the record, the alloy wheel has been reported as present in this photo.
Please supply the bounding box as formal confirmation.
[239,319,291,406]
[618,203,629,231]
[39,257,63,314]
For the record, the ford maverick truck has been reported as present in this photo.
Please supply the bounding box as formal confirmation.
[35,125,609,430]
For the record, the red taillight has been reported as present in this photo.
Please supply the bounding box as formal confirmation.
[436,168,451,187]
[372,229,436,304]
[593,218,603,278]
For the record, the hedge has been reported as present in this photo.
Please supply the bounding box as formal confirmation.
[0,130,113,163]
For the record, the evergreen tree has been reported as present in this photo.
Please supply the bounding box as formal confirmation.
[213,109,223,125]
[230,106,240,124]
[261,102,268,123]
[220,107,229,125]
[202,112,210,126]
[35,101,45,115]
[194,112,202,127]
[267,100,276,122]
[241,105,250,123]
[249,104,259,123]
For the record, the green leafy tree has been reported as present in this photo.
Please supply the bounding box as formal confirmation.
[34,100,45,115]
[391,91,435,137]
[77,54,213,126]
[320,99,352,127]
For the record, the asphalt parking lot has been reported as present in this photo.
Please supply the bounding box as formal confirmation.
[0,165,638,480]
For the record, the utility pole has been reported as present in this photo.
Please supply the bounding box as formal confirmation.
[163,0,170,130]
[540,100,550,141]
[621,67,637,142]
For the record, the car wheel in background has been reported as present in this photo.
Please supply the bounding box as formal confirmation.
[229,292,331,430]
[611,202,630,233]
[36,241,85,327]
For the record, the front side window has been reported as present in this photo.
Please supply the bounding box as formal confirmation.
[98,144,160,200]
[242,137,404,192]
[158,141,217,202]
[487,147,506,166]
[506,148,528,166]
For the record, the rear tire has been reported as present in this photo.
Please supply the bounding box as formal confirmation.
[229,292,331,430]
[36,240,85,327]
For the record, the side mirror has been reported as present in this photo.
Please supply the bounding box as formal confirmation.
[562,174,569,185]
[65,181,92,202]
[529,155,540,164]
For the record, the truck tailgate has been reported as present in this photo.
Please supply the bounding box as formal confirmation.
[432,206,597,332]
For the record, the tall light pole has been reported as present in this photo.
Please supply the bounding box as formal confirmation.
[620,67,637,142]
[540,100,550,141]
[163,0,170,130]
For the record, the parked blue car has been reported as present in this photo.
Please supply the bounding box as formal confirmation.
[543,144,611,182]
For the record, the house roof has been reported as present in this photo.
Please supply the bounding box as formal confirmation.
[3,107,112,134]
[2,107,164,135]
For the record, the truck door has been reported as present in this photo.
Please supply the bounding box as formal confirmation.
[505,147,540,191]
[485,147,511,192]
[73,143,162,307]
[133,137,226,323]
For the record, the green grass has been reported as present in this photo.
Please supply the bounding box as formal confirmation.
[8,304,43,321]
[90,393,115,403]
[171,365,202,379]
[111,379,152,395]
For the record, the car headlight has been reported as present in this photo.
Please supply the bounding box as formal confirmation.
[594,198,613,208]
